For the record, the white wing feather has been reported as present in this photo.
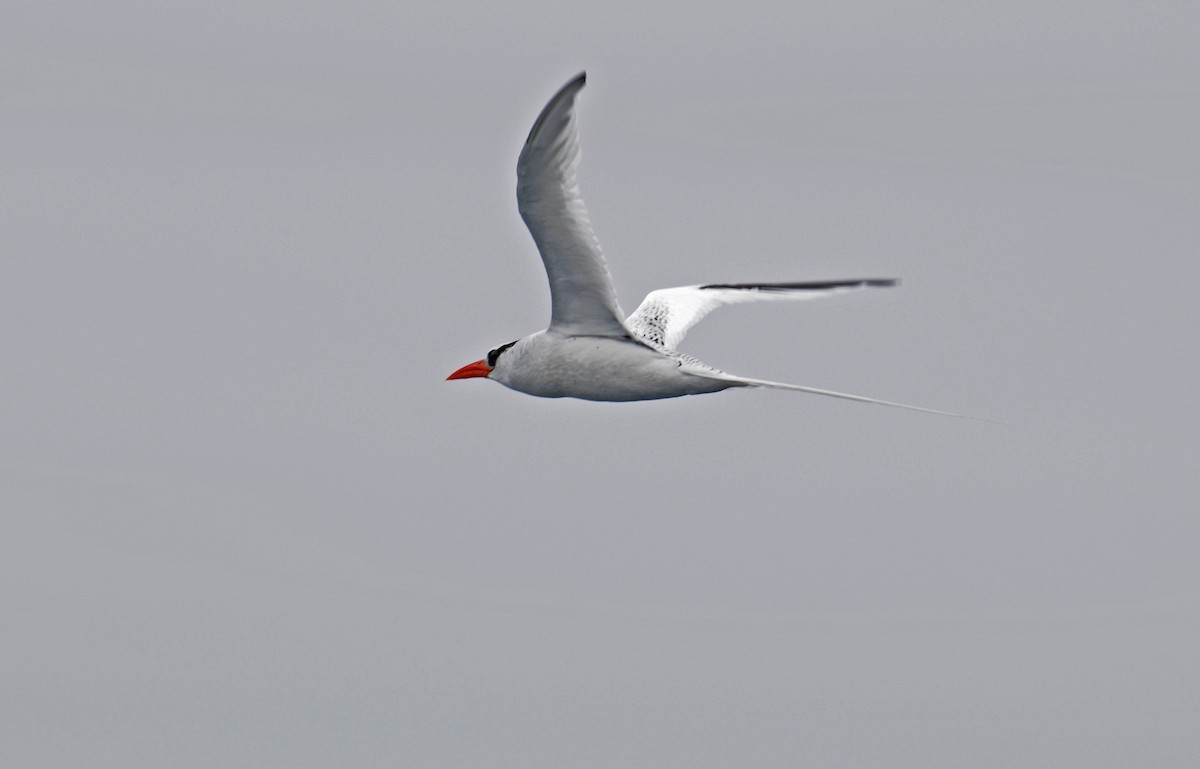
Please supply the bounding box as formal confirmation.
[516,72,627,338]
[626,279,897,350]
[626,280,993,419]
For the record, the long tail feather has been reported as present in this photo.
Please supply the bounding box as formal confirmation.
[736,376,997,422]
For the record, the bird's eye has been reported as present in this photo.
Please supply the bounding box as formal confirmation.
[487,340,518,368]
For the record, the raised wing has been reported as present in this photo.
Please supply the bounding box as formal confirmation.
[517,72,627,338]
[626,279,897,350]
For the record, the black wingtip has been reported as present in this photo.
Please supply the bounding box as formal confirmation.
[699,278,900,291]
[523,71,590,147]
[555,71,587,96]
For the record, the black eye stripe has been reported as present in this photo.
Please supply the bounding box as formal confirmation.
[488,340,518,367]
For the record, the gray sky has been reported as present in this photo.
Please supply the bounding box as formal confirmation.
[3,1,1199,767]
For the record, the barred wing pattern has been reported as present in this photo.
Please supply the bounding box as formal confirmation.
[626,279,897,351]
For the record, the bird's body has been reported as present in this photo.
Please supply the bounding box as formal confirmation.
[491,331,742,402]
[448,72,961,417]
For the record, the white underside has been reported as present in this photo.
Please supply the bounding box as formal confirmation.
[493,332,744,401]
[488,331,976,417]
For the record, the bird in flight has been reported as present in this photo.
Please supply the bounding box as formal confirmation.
[448,72,958,415]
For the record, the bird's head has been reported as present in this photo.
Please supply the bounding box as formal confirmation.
[446,339,519,383]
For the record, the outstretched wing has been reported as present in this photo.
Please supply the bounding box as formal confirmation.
[516,72,627,338]
[626,279,897,350]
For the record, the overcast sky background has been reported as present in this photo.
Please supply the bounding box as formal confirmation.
[3,2,1199,767]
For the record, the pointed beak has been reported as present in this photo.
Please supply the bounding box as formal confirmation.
[446,359,493,380]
